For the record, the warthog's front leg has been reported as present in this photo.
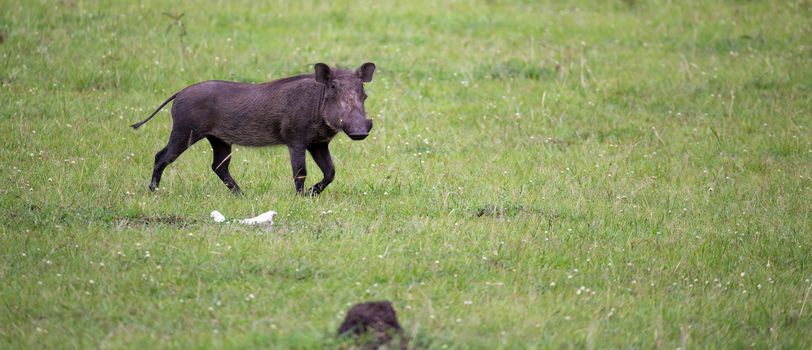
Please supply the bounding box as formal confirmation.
[287,144,307,194]
[306,143,335,195]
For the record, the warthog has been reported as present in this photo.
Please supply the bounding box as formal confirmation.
[131,62,375,195]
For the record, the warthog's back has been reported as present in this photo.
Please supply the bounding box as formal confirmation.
[171,77,321,147]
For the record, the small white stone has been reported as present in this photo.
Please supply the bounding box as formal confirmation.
[210,210,226,223]
[239,211,276,225]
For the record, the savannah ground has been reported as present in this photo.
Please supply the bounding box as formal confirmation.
[1,0,811,348]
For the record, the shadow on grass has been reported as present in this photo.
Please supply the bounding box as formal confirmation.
[115,214,190,229]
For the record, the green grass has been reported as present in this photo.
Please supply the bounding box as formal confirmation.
[1,0,811,348]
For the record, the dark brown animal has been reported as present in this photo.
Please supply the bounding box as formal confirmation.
[131,62,375,195]
[338,300,406,349]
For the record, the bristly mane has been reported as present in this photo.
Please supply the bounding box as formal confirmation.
[266,67,358,86]
[267,74,313,85]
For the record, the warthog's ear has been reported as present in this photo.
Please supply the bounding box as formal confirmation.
[356,62,376,83]
[314,63,331,84]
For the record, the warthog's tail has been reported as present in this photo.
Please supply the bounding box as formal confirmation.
[130,93,178,130]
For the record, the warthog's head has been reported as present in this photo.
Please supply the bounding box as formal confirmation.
[314,62,375,140]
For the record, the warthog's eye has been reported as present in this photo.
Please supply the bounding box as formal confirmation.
[329,82,338,90]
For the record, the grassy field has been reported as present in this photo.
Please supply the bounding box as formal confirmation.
[2,0,811,348]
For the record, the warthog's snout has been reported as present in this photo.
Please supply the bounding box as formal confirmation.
[348,133,369,140]
[345,114,373,141]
